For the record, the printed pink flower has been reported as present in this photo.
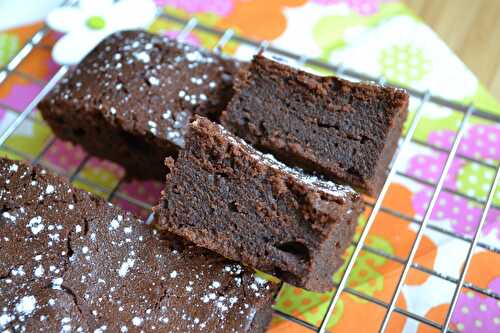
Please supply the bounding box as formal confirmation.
[311,0,393,15]
[428,125,499,162]
[406,152,462,189]
[451,278,500,333]
[0,83,42,111]
[120,179,163,206]
[154,0,234,16]
[43,139,87,172]
[115,179,163,219]
[413,188,500,239]
[407,124,500,241]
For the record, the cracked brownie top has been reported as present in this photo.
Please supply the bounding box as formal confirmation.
[0,158,277,333]
[39,30,241,149]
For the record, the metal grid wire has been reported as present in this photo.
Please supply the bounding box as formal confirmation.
[0,9,499,333]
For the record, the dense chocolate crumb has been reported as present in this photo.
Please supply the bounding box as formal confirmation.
[154,117,364,292]
[0,157,278,333]
[221,54,409,195]
[38,30,242,180]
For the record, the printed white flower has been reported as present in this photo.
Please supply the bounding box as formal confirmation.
[47,0,157,65]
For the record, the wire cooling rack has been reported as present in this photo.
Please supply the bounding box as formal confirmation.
[0,9,499,333]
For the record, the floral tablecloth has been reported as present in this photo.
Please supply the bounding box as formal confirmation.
[0,1,499,332]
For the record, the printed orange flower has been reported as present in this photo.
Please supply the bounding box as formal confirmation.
[417,233,500,332]
[219,0,307,41]
[373,183,438,287]
[16,46,55,82]
[0,23,56,101]
[418,304,449,333]
[0,73,32,100]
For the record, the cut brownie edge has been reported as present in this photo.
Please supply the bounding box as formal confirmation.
[154,117,364,292]
[40,100,176,180]
[38,30,242,181]
[221,54,409,196]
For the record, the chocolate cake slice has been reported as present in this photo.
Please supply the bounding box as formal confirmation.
[38,30,241,180]
[221,54,409,195]
[154,117,364,292]
[0,157,278,333]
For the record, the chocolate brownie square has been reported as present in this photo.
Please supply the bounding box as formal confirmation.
[221,54,409,195]
[0,157,278,333]
[38,30,241,180]
[154,117,364,292]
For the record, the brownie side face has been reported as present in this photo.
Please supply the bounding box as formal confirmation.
[38,30,241,180]
[221,55,409,195]
[154,117,364,292]
[0,158,277,333]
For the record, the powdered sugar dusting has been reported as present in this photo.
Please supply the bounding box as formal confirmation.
[46,30,241,153]
[1,134,273,331]
[117,258,135,277]
[27,216,44,235]
[15,296,37,315]
[203,120,357,198]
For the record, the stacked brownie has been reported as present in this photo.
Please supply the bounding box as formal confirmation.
[38,30,409,296]
[0,158,278,332]
[221,55,409,195]
[154,117,364,291]
[39,30,242,180]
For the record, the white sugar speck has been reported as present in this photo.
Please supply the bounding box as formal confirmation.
[134,51,150,63]
[132,317,143,326]
[9,164,18,172]
[16,296,37,315]
[110,107,117,115]
[68,204,74,210]
[109,218,120,230]
[255,276,267,285]
[12,266,25,276]
[170,271,178,278]
[148,76,160,86]
[185,51,202,62]
[82,246,89,254]
[162,110,172,119]
[34,265,44,278]
[3,212,15,222]
[45,185,55,194]
[0,313,14,327]
[118,258,135,277]
[27,216,44,235]
[52,277,63,289]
